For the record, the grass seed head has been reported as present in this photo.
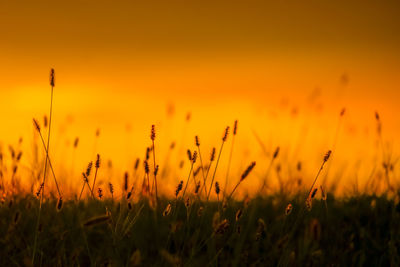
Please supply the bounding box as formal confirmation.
[109,183,114,196]
[233,120,238,135]
[86,162,93,177]
[124,172,129,191]
[43,115,48,128]
[163,203,172,216]
[73,137,79,148]
[273,147,280,159]
[98,188,103,199]
[195,136,200,146]
[222,126,230,142]
[150,125,156,141]
[154,165,159,176]
[324,150,332,162]
[192,151,197,163]
[175,180,183,197]
[134,158,140,170]
[195,181,201,194]
[50,68,55,87]
[340,108,346,117]
[215,182,220,195]
[95,154,101,169]
[144,161,150,174]
[210,147,216,161]
[241,162,256,181]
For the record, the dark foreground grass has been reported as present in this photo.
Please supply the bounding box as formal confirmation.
[1,194,400,266]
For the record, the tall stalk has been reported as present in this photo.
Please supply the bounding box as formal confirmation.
[32,68,55,265]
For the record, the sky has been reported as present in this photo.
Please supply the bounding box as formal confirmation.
[0,0,399,196]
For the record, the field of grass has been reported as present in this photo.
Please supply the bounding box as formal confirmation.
[1,193,399,266]
[1,69,399,266]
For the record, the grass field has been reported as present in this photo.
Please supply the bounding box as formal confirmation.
[1,193,399,266]
[1,69,399,267]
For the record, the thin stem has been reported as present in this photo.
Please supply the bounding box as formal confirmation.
[196,146,207,197]
[91,167,99,194]
[36,129,61,197]
[32,85,53,265]
[152,140,158,203]
[78,183,86,201]
[258,157,275,195]
[182,162,194,199]
[228,180,241,200]
[207,141,225,201]
[224,135,235,197]
[201,160,213,196]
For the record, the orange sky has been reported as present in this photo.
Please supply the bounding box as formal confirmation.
[0,0,399,197]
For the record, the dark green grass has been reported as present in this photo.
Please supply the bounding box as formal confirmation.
[1,193,400,266]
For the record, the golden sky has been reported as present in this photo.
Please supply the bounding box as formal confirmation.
[0,0,399,196]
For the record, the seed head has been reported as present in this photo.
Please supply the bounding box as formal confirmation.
[170,142,176,149]
[175,180,183,197]
[154,165,159,176]
[95,154,101,169]
[124,172,129,191]
[195,181,201,194]
[134,158,140,170]
[98,188,103,199]
[36,183,44,197]
[324,150,332,162]
[86,162,93,177]
[150,125,156,141]
[215,182,220,195]
[186,112,191,121]
[375,111,380,121]
[241,162,256,181]
[195,136,200,146]
[43,115,48,128]
[145,147,150,160]
[340,108,346,117]
[233,120,238,135]
[297,161,302,171]
[187,149,192,161]
[210,147,216,161]
[73,137,79,148]
[222,126,230,142]
[185,197,191,209]
[273,147,280,159]
[163,203,172,216]
[144,160,150,174]
[50,68,55,87]
[192,151,197,163]
[109,183,114,196]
